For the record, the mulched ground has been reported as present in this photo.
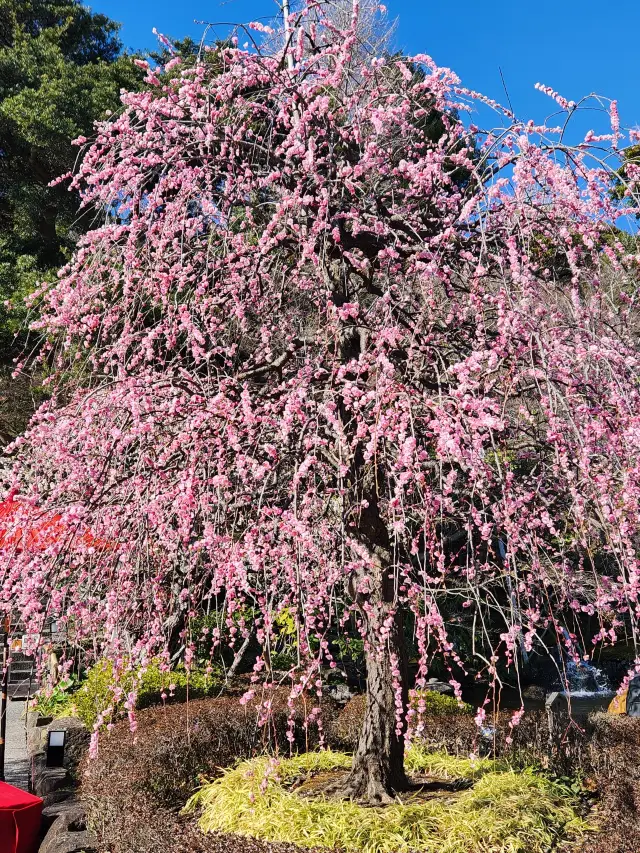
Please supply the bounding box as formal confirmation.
[291,768,470,804]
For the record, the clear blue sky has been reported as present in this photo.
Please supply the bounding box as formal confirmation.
[92,0,639,133]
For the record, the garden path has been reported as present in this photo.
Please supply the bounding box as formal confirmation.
[4,698,29,789]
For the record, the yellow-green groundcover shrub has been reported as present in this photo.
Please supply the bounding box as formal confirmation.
[410,690,473,715]
[186,748,592,853]
[34,659,222,727]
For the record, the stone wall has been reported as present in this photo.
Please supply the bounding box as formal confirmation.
[26,712,96,853]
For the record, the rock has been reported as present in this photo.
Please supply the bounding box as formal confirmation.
[32,756,72,797]
[41,789,76,810]
[522,685,546,702]
[39,808,97,853]
[545,689,613,718]
[39,831,97,853]
[26,712,55,758]
[627,676,640,717]
[28,714,90,764]
[41,798,85,834]
[424,678,454,695]
[328,683,354,704]
[28,712,53,728]
[27,724,47,758]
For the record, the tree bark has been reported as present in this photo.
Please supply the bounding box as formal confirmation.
[338,497,410,803]
[333,302,410,802]
[341,609,410,803]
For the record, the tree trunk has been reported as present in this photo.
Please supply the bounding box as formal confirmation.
[332,327,410,801]
[341,610,410,803]
[340,485,410,803]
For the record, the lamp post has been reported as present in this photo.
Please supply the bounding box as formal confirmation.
[46,730,66,768]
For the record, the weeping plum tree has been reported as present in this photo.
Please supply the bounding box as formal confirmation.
[2,0,640,803]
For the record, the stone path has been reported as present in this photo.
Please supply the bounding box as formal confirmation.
[3,698,29,789]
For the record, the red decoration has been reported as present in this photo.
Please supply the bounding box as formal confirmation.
[0,782,42,853]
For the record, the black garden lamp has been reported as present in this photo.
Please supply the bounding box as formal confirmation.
[46,730,66,767]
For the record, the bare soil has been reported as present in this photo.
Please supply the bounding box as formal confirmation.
[289,767,472,805]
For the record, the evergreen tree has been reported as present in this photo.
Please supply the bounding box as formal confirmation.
[0,0,144,353]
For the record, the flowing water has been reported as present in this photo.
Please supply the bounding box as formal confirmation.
[562,656,612,697]
[556,628,614,701]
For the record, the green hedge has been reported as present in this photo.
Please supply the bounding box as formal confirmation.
[73,660,223,728]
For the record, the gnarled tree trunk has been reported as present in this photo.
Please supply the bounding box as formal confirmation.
[340,496,410,803]
[334,314,410,803]
[342,609,409,803]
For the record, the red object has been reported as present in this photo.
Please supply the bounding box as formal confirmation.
[0,782,42,853]
[0,495,105,553]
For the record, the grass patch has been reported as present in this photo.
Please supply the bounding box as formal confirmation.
[404,744,505,778]
[186,749,591,853]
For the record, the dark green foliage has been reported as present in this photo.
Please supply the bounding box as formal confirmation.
[0,363,45,442]
[611,144,640,211]
[0,0,144,355]
[147,35,200,69]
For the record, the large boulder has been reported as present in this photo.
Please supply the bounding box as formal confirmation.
[41,797,86,834]
[32,759,72,798]
[424,678,454,695]
[522,684,547,703]
[39,806,97,853]
[26,711,54,758]
[26,713,90,772]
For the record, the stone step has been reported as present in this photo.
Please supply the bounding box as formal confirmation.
[9,684,34,699]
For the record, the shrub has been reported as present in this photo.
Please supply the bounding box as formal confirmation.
[80,690,635,853]
[411,690,473,715]
[187,750,589,853]
[74,659,223,728]
[31,676,77,719]
[81,690,337,853]
[575,714,640,853]
[329,694,551,771]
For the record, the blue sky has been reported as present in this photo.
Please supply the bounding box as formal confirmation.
[93,0,639,134]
